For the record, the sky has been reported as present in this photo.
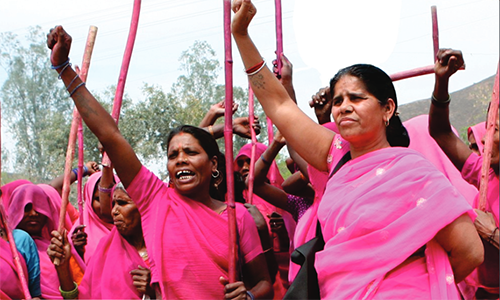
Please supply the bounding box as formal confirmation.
[0,0,498,171]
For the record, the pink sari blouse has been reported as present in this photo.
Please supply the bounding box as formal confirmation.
[126,166,262,299]
[316,147,473,299]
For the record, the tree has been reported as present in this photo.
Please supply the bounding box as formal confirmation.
[0,27,72,182]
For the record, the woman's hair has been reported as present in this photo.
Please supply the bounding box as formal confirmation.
[329,64,410,147]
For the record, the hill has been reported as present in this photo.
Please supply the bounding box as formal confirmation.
[399,75,496,140]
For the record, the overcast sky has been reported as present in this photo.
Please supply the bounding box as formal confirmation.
[1,0,498,171]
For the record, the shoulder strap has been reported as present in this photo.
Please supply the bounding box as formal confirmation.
[329,151,351,179]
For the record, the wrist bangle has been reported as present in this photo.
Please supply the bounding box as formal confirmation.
[83,165,89,176]
[488,227,498,244]
[98,185,113,194]
[246,61,266,76]
[246,290,255,300]
[69,82,86,97]
[72,168,78,178]
[260,155,271,165]
[51,58,70,70]
[59,281,79,299]
[208,125,214,137]
[431,94,451,108]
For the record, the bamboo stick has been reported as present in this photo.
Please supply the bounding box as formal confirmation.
[223,0,238,283]
[77,26,98,225]
[431,6,439,61]
[478,63,499,211]
[247,86,257,205]
[56,26,98,266]
[102,0,142,167]
[0,104,31,299]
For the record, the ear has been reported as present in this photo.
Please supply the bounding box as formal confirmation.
[385,98,396,120]
[210,156,218,173]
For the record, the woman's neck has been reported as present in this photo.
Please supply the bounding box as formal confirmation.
[124,228,146,251]
[349,138,391,159]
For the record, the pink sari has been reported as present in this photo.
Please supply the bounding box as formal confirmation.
[69,172,114,264]
[290,125,350,282]
[316,147,473,299]
[7,184,85,299]
[38,184,74,232]
[127,166,262,299]
[78,227,147,299]
[0,238,28,299]
[1,180,32,208]
[468,122,486,154]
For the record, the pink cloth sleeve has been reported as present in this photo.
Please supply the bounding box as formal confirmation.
[461,153,482,188]
[226,204,263,263]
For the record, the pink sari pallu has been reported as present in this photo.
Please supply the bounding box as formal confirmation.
[316,147,472,299]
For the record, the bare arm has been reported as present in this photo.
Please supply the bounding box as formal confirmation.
[249,132,289,210]
[434,213,484,282]
[98,164,114,221]
[428,49,471,171]
[48,161,99,196]
[231,0,333,172]
[47,26,141,188]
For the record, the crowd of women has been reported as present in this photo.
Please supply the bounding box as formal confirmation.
[1,0,498,299]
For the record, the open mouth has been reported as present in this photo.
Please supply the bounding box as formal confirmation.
[176,170,195,181]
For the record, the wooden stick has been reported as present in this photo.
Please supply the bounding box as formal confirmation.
[223,0,238,283]
[55,26,98,266]
[0,104,31,299]
[274,0,283,77]
[102,0,142,167]
[77,26,98,225]
[390,64,465,82]
[431,6,439,61]
[478,63,499,211]
[247,86,257,205]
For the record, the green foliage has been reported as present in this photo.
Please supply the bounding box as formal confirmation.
[0,26,72,181]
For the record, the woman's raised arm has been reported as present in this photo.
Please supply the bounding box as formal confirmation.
[231,0,333,172]
[47,26,141,188]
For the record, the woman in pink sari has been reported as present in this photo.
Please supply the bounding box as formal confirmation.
[48,183,154,299]
[231,2,483,298]
[47,26,272,300]
[7,184,85,299]
[429,49,499,299]
[468,122,486,155]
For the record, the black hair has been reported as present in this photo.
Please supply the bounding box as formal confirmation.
[329,64,410,147]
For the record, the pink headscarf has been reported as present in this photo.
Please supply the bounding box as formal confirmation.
[0,238,28,299]
[7,184,85,299]
[1,180,32,208]
[78,227,147,299]
[69,172,115,264]
[38,184,74,232]
[316,147,473,299]
[468,121,486,154]
[404,115,478,205]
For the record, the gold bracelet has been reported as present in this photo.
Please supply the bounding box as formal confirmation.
[208,125,214,137]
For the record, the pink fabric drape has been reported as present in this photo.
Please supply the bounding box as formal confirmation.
[316,147,472,299]
[78,227,147,299]
[0,238,28,299]
[1,180,32,208]
[38,184,74,232]
[127,166,262,299]
[289,123,349,282]
[404,115,479,205]
[69,172,115,263]
[468,122,486,154]
[7,184,85,299]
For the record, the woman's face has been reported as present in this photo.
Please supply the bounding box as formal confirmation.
[331,75,394,146]
[16,203,48,237]
[167,133,217,198]
[112,189,141,237]
[235,155,251,180]
[467,130,481,155]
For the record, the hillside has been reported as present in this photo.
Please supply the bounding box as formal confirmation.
[399,75,495,139]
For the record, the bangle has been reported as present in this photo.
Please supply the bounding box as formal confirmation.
[83,165,89,176]
[246,61,266,76]
[245,60,265,74]
[98,185,113,194]
[208,125,214,137]
[59,281,79,299]
[431,94,451,108]
[260,155,271,165]
[57,62,72,79]
[67,74,79,89]
[69,82,86,97]
[246,290,255,300]
[263,247,273,253]
[488,227,498,244]
[51,58,70,70]
[71,168,78,178]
